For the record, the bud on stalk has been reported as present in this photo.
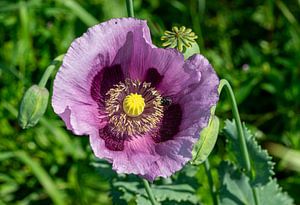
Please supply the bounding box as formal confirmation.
[18,85,49,129]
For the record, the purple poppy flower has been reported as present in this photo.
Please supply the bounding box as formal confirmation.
[52,18,219,181]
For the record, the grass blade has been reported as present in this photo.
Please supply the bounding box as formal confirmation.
[14,151,65,205]
[57,0,98,26]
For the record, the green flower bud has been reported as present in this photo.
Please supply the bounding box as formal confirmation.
[191,115,219,165]
[191,106,219,165]
[18,85,49,129]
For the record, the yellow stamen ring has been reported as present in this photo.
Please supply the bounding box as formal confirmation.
[105,79,163,136]
[123,93,145,117]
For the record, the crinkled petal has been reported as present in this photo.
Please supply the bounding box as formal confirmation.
[177,54,219,132]
[54,17,219,180]
[90,54,219,181]
[112,29,193,96]
[90,128,196,181]
[148,54,219,180]
[90,129,159,176]
[52,18,151,135]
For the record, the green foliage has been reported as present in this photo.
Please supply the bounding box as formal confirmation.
[219,161,293,205]
[151,184,198,204]
[111,178,199,205]
[90,159,201,205]
[220,121,294,205]
[257,179,294,205]
[219,162,255,205]
[224,120,274,186]
[14,151,66,205]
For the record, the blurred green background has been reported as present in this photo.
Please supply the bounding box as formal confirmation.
[0,0,300,204]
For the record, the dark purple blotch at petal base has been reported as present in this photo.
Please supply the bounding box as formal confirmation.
[99,125,125,151]
[152,103,182,143]
[91,64,124,104]
[144,68,163,87]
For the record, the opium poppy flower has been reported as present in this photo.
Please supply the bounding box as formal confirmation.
[52,18,219,181]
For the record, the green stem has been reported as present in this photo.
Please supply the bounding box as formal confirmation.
[204,159,219,205]
[189,0,204,51]
[218,79,259,205]
[218,79,251,173]
[142,179,157,205]
[38,54,64,88]
[126,0,134,17]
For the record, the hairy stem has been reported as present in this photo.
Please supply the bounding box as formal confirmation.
[218,79,259,205]
[142,179,158,205]
[126,0,134,17]
[204,159,219,205]
[38,54,64,87]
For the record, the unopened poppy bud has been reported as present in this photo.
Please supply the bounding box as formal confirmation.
[18,85,49,129]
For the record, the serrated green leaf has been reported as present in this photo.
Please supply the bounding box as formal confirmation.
[219,161,255,205]
[223,120,274,186]
[257,179,294,205]
[111,178,199,205]
[152,184,198,204]
[114,181,140,193]
[218,161,294,205]
[111,180,139,205]
[91,159,117,180]
[136,195,152,205]
[191,116,219,165]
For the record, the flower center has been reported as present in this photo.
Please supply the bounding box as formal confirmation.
[105,79,164,136]
[123,93,145,117]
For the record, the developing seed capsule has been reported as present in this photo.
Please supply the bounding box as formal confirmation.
[18,85,49,129]
[161,26,200,59]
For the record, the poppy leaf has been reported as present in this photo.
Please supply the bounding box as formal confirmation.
[151,184,198,204]
[218,161,293,205]
[223,120,274,186]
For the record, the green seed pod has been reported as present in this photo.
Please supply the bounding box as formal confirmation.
[161,26,200,59]
[18,85,49,129]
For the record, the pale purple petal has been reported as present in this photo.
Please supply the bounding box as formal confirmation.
[90,129,196,181]
[89,45,219,182]
[53,17,220,180]
[111,30,192,96]
[177,54,219,132]
[52,18,151,135]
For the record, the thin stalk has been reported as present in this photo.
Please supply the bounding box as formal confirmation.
[218,79,259,205]
[204,159,219,205]
[126,0,134,17]
[38,54,64,87]
[189,0,204,51]
[142,179,157,205]
[57,0,98,26]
